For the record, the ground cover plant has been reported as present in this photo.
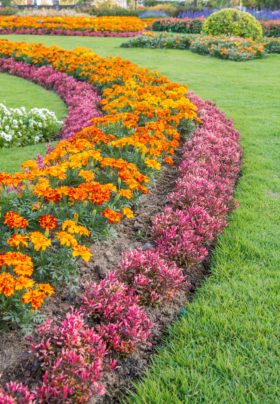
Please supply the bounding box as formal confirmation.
[0,35,279,402]
[0,103,61,148]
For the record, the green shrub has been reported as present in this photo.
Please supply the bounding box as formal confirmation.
[202,8,263,40]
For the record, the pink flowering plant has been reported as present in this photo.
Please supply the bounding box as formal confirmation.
[117,249,188,305]
[31,310,109,402]
[81,272,153,355]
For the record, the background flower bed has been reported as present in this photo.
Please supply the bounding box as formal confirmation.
[122,33,269,61]
[0,103,61,148]
[0,15,145,36]
[151,17,280,37]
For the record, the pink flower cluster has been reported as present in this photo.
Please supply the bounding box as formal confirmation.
[81,272,153,355]
[0,29,142,37]
[0,58,101,139]
[0,93,241,402]
[155,93,240,266]
[31,311,109,401]
[117,249,187,305]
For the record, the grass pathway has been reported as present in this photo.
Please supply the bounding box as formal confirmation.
[1,36,280,402]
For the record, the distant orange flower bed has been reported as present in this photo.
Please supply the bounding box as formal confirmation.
[0,15,145,34]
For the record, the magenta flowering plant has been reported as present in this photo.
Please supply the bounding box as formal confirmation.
[0,382,34,403]
[117,248,188,305]
[153,206,216,267]
[0,28,142,37]
[0,58,101,140]
[31,310,109,402]
[81,272,153,355]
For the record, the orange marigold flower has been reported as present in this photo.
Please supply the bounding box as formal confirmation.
[7,234,28,249]
[56,231,78,247]
[1,252,33,277]
[39,215,58,231]
[164,156,174,165]
[29,232,51,251]
[102,208,122,224]
[37,283,54,296]
[122,207,134,218]
[72,245,92,262]
[42,189,62,203]
[22,283,54,310]
[79,169,95,182]
[22,289,45,310]
[0,272,15,297]
[4,211,28,229]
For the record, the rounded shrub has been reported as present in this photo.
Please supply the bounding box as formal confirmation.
[202,8,263,40]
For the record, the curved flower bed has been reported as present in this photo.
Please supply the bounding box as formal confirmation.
[0,39,198,318]
[0,16,144,36]
[0,89,242,402]
[0,58,101,139]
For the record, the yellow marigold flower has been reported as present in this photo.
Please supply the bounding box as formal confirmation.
[145,159,161,170]
[72,245,92,262]
[62,220,90,237]
[122,207,134,218]
[29,232,51,251]
[7,234,28,249]
[32,201,41,211]
[119,189,133,199]
[15,276,35,291]
[56,231,78,247]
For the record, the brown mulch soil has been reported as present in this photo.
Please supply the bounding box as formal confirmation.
[0,146,211,402]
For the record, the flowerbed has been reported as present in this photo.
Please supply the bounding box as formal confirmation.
[0,58,101,139]
[0,88,242,402]
[0,104,61,148]
[0,16,144,36]
[122,33,267,61]
[261,20,280,37]
[152,18,204,34]
[150,17,280,38]
[0,39,198,325]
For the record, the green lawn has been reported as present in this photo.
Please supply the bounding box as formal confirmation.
[0,72,67,172]
[1,35,280,402]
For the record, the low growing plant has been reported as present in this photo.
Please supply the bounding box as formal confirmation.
[0,104,62,148]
